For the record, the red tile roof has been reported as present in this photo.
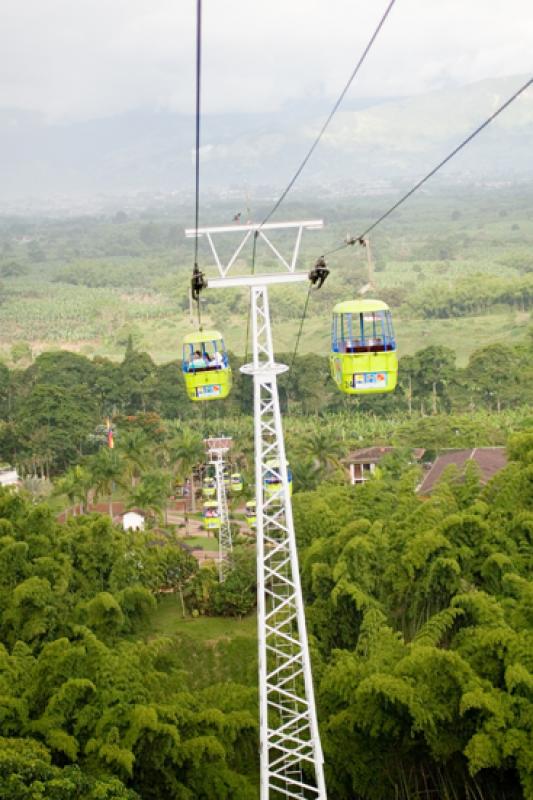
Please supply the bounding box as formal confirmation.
[342,447,425,464]
[417,448,507,494]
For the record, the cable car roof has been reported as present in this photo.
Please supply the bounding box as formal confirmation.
[183,329,224,344]
[332,299,390,314]
[203,501,219,508]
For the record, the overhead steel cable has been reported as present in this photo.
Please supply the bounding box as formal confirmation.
[190,0,206,328]
[194,0,201,268]
[324,75,533,255]
[259,0,397,227]
[243,231,258,365]
[289,286,312,372]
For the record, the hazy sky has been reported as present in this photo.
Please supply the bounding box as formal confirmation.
[2,0,532,122]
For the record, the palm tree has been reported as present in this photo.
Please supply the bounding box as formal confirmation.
[128,471,170,525]
[298,429,344,476]
[291,457,322,493]
[168,428,205,513]
[55,465,92,516]
[87,448,125,520]
[117,430,151,488]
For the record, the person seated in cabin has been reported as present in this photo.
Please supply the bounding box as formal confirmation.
[191,350,207,369]
[209,350,224,368]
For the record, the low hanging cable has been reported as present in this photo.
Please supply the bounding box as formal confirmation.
[289,287,312,372]
[289,256,330,375]
[260,0,397,227]
[325,75,533,255]
[190,0,206,328]
[243,231,258,365]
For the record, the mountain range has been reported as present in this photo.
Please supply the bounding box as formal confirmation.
[1,74,532,207]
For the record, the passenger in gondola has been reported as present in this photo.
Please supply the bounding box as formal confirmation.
[209,351,224,368]
[191,350,206,369]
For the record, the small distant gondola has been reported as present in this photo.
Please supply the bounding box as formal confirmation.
[202,500,220,531]
[264,459,293,498]
[246,500,256,530]
[202,476,216,498]
[230,472,243,494]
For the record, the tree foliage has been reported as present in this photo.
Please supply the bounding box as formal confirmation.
[293,432,533,799]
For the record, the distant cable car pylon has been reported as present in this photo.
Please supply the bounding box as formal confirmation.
[204,437,233,582]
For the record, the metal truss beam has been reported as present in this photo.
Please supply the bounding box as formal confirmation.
[185,219,323,277]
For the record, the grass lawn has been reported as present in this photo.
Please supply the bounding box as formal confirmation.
[147,594,258,688]
[177,535,218,551]
[151,595,257,640]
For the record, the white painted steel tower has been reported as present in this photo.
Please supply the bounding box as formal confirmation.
[187,221,327,799]
[204,437,233,582]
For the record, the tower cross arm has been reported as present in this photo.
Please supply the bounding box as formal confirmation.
[184,219,324,278]
[185,220,323,236]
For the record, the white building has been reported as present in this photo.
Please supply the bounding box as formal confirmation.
[122,510,145,532]
[0,467,20,489]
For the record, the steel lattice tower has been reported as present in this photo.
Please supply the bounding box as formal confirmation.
[187,221,327,799]
[204,437,233,582]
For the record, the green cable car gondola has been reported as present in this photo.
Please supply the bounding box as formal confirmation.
[330,299,398,395]
[202,476,216,498]
[245,500,256,530]
[182,330,232,402]
[230,472,243,494]
[202,500,220,531]
[264,459,293,498]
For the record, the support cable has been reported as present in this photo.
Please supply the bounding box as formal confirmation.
[260,0,397,227]
[324,75,533,256]
[243,231,258,365]
[190,0,206,328]
[288,256,330,384]
[289,287,312,372]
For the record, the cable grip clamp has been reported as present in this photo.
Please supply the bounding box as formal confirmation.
[191,264,208,301]
[308,256,329,289]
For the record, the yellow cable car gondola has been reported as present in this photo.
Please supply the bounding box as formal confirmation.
[182,330,232,402]
[245,500,256,530]
[230,472,243,494]
[202,476,216,498]
[330,299,398,395]
[264,459,293,498]
[202,500,220,531]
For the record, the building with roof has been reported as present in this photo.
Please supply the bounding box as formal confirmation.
[0,466,20,490]
[416,447,507,495]
[342,447,425,485]
[121,510,145,532]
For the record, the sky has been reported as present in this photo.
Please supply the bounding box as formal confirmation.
[1,0,532,122]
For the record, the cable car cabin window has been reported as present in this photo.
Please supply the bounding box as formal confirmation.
[182,339,228,373]
[333,310,396,354]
